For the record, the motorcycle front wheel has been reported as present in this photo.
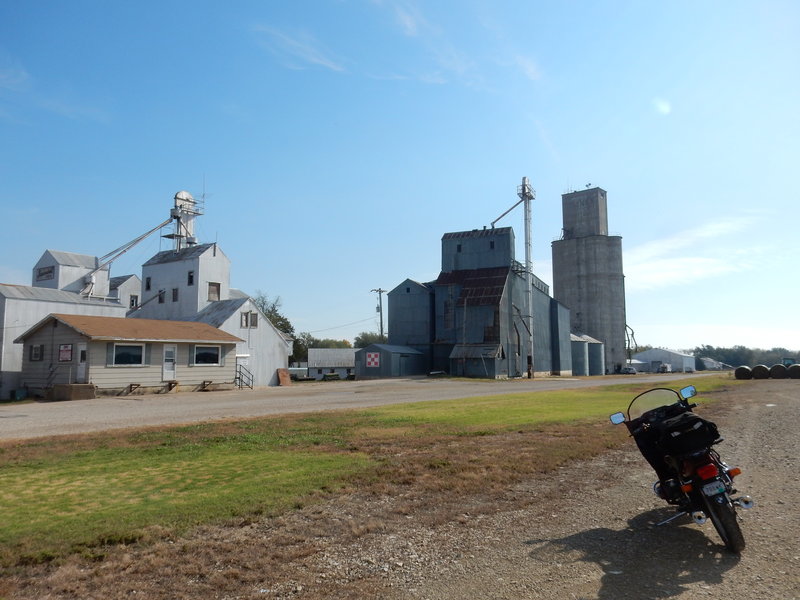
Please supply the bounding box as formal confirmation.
[702,494,745,553]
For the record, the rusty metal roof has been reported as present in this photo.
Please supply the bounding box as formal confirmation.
[441,227,512,240]
[435,267,509,306]
[16,313,243,344]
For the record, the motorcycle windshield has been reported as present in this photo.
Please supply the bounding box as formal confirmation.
[627,388,683,420]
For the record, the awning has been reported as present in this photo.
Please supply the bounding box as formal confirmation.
[449,344,503,360]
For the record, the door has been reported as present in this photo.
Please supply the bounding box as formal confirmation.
[163,344,177,381]
[76,343,88,383]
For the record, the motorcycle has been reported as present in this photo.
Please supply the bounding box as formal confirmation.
[609,385,753,553]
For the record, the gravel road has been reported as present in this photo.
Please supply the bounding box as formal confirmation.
[0,373,703,440]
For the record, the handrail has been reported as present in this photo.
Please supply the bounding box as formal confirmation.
[235,364,254,389]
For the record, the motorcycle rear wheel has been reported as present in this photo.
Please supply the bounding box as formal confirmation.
[702,494,745,553]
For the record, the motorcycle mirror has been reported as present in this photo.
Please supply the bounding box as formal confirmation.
[609,412,625,425]
[680,385,697,400]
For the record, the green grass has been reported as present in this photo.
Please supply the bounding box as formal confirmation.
[0,374,735,566]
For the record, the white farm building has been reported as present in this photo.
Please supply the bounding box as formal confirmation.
[632,348,696,373]
[0,190,291,399]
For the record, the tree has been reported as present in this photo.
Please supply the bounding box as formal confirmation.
[292,333,352,363]
[252,290,294,337]
[354,331,387,347]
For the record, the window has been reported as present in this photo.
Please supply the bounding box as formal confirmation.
[36,266,54,281]
[29,344,44,361]
[113,344,145,365]
[129,295,139,308]
[241,312,259,328]
[172,288,179,302]
[490,241,495,249]
[208,282,220,301]
[158,290,165,304]
[457,244,462,253]
[187,270,194,286]
[145,277,151,291]
[194,345,220,365]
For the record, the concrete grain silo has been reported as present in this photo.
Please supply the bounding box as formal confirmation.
[551,187,626,374]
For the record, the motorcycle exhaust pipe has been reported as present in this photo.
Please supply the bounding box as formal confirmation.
[691,511,707,525]
[734,495,754,509]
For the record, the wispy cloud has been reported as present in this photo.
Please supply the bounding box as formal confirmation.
[514,55,542,81]
[389,1,427,36]
[254,25,345,72]
[2,52,110,122]
[0,59,30,92]
[625,215,764,292]
[653,97,672,115]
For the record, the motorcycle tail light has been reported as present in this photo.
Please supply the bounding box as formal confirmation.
[681,483,693,493]
[697,463,719,480]
[728,467,742,478]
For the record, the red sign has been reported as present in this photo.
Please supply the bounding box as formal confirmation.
[366,352,380,368]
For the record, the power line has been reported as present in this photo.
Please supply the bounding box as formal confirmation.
[306,316,377,334]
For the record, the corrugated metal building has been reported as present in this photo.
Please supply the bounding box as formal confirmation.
[0,282,127,399]
[633,348,696,373]
[354,344,426,379]
[387,227,572,379]
[308,348,357,380]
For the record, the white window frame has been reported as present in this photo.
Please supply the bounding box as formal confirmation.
[193,345,221,366]
[112,343,146,366]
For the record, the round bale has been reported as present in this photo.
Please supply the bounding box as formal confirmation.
[751,364,770,379]
[734,365,752,380]
[769,363,788,379]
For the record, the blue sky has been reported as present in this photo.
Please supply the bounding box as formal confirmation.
[1,1,798,352]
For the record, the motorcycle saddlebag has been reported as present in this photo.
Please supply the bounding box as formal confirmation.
[656,412,720,455]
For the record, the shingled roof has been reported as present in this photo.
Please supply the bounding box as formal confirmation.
[15,313,242,344]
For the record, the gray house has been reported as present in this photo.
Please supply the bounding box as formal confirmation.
[388,227,572,379]
[15,313,242,397]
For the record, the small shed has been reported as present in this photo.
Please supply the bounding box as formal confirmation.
[308,348,358,380]
[15,313,242,396]
[354,344,425,379]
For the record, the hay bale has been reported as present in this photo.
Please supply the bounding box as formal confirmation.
[751,364,770,379]
[734,365,752,380]
[769,364,788,379]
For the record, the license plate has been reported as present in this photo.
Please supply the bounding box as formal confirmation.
[702,480,725,496]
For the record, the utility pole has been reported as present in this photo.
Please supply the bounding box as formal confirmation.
[371,288,386,340]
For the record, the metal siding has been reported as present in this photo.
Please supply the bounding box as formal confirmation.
[0,295,127,399]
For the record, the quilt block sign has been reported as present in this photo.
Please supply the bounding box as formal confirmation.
[366,352,380,368]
